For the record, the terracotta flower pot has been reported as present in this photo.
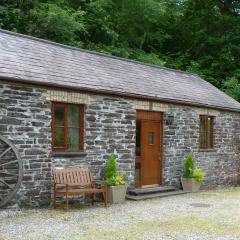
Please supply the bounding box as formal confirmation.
[181,177,202,192]
[107,184,127,203]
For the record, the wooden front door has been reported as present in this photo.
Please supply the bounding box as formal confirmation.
[141,120,161,186]
[135,111,163,187]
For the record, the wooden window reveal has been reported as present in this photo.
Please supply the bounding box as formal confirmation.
[52,103,84,151]
[199,115,214,149]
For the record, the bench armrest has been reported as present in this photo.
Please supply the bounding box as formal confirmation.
[92,179,107,188]
[54,183,68,187]
[93,179,107,183]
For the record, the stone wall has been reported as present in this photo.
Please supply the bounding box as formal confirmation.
[0,82,136,208]
[0,81,240,208]
[52,96,136,184]
[0,83,52,207]
[163,105,240,188]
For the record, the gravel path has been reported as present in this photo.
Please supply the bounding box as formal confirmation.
[0,187,240,240]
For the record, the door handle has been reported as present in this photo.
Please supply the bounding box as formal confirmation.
[157,153,161,161]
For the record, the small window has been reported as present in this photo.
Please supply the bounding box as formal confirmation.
[52,103,84,151]
[199,115,214,149]
[149,132,154,145]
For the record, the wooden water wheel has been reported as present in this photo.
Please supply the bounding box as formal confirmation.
[0,135,23,208]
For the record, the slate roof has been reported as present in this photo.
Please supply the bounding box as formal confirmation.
[0,29,240,112]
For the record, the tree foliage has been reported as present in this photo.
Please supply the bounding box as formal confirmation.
[0,0,239,100]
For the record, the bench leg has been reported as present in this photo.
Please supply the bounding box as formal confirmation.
[53,191,56,209]
[103,191,108,207]
[53,184,57,209]
[65,191,69,211]
[92,193,94,206]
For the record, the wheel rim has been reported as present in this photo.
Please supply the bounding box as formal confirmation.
[0,135,23,208]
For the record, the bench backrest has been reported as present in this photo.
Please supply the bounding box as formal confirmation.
[52,168,93,186]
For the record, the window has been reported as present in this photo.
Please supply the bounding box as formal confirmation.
[199,115,214,149]
[149,132,154,145]
[52,103,84,151]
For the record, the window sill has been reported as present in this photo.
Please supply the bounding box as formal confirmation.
[198,148,216,152]
[52,151,87,157]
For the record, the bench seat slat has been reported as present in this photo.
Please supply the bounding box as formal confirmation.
[55,188,106,194]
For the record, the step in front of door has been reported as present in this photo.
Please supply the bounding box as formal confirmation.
[126,190,190,201]
[128,186,175,195]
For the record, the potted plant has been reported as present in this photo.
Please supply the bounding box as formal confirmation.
[181,154,204,192]
[105,154,128,203]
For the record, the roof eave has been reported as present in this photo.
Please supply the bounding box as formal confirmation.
[1,76,240,113]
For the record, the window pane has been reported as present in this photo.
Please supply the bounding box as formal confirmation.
[54,105,64,126]
[68,128,79,149]
[207,117,211,148]
[149,132,154,145]
[200,131,206,147]
[54,128,64,147]
[200,117,206,132]
[68,105,80,127]
[135,120,141,156]
[200,117,207,148]
[200,116,214,149]
[208,117,214,148]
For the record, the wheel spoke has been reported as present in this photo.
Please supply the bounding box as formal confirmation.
[0,178,13,189]
[0,135,23,208]
[0,147,12,159]
[0,160,18,167]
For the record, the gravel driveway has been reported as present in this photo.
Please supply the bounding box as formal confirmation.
[0,187,240,240]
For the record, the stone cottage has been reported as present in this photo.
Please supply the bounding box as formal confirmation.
[0,29,240,208]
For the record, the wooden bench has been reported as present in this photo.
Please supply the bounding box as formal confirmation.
[52,168,107,210]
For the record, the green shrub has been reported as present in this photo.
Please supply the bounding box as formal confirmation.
[183,154,204,182]
[105,155,127,186]
[183,154,195,178]
[106,172,127,186]
[193,168,204,182]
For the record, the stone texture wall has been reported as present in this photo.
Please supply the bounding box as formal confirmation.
[163,105,240,188]
[0,82,52,207]
[53,96,136,184]
[0,82,136,208]
[0,81,240,208]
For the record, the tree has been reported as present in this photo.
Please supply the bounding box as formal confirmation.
[27,3,85,45]
[224,75,240,102]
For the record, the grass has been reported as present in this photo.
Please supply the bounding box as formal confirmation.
[69,214,240,240]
